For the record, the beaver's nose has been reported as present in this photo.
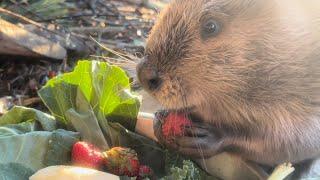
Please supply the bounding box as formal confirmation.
[136,59,162,91]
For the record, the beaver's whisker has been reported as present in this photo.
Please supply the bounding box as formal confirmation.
[91,55,138,64]
[174,77,208,168]
[90,37,138,63]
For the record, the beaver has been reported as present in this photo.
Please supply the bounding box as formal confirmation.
[136,0,320,167]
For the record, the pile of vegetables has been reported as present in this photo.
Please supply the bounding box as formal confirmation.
[0,60,211,180]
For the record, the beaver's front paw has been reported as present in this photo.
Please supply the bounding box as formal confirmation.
[174,122,224,158]
[153,113,224,158]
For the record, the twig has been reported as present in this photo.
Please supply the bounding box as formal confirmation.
[0,7,81,39]
[69,26,125,34]
[0,7,43,27]
[37,13,120,22]
[90,36,133,61]
[0,7,64,37]
[22,97,41,106]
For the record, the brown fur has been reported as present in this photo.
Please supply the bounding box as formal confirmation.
[139,0,320,165]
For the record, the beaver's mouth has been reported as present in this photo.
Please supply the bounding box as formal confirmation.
[155,106,202,123]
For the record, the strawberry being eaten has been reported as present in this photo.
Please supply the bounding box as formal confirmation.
[161,112,193,139]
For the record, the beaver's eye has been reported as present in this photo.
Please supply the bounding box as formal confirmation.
[201,20,220,39]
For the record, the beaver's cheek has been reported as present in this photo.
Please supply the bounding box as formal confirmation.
[153,92,183,109]
[189,104,217,123]
[151,80,184,108]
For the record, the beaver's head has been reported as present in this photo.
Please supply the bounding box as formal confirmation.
[137,0,320,122]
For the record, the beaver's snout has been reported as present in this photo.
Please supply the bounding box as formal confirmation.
[136,58,162,92]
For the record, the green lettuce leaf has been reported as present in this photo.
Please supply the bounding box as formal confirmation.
[64,88,110,149]
[0,107,79,173]
[0,128,79,171]
[38,60,140,132]
[44,129,80,167]
[0,106,56,131]
[0,163,34,180]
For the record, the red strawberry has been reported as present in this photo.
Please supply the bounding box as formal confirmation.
[137,165,153,179]
[71,141,104,170]
[162,113,192,139]
[103,147,140,177]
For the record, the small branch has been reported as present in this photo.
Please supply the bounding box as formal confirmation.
[0,7,43,28]
[22,97,41,106]
[0,7,63,37]
[37,13,121,22]
[69,26,125,34]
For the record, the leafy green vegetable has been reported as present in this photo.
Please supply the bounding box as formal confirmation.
[0,163,34,180]
[0,107,79,173]
[65,88,109,149]
[38,60,140,132]
[44,129,80,167]
[0,106,56,131]
[0,129,79,171]
[162,160,202,180]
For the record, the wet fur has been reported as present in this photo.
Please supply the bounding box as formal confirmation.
[143,0,320,165]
